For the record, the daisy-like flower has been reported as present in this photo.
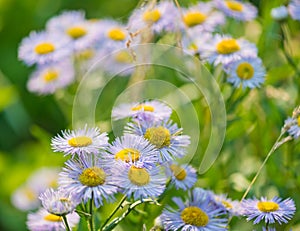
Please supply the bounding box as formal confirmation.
[112,100,172,122]
[200,34,257,66]
[39,188,80,216]
[58,154,118,208]
[213,0,257,21]
[181,2,225,32]
[165,162,197,190]
[104,134,159,168]
[51,125,108,157]
[288,0,300,21]
[241,196,296,225]
[46,10,99,51]
[11,184,41,211]
[18,31,72,66]
[26,208,80,231]
[284,116,300,138]
[27,60,75,95]
[128,1,181,35]
[112,161,166,200]
[161,187,228,231]
[224,56,266,89]
[213,194,242,217]
[271,6,289,21]
[125,119,190,163]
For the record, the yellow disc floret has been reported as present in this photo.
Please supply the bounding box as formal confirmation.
[67,26,87,39]
[143,9,161,23]
[181,206,209,226]
[216,39,240,54]
[170,164,187,181]
[44,214,62,222]
[108,28,126,41]
[115,51,134,63]
[236,62,254,80]
[144,126,171,148]
[68,136,92,147]
[115,148,140,162]
[183,12,207,27]
[35,42,55,55]
[226,1,244,12]
[79,167,106,187]
[128,166,150,186]
[131,104,155,112]
[257,201,279,212]
[43,70,59,82]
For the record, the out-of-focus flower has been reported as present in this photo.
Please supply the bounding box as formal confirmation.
[284,116,300,138]
[51,125,108,157]
[288,0,300,21]
[18,31,72,66]
[213,0,257,21]
[27,60,75,95]
[224,56,266,89]
[271,6,289,21]
[213,194,242,217]
[26,208,80,231]
[241,197,296,225]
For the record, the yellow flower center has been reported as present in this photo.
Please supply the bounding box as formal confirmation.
[76,49,95,60]
[144,126,171,149]
[24,188,36,201]
[188,43,198,51]
[108,28,126,41]
[143,9,161,23]
[183,12,207,27]
[79,167,106,187]
[131,104,154,112]
[44,214,62,222]
[115,148,140,162]
[34,42,55,55]
[114,51,134,63]
[181,206,209,226]
[225,1,243,12]
[43,70,58,82]
[68,136,92,147]
[66,26,87,39]
[216,39,240,54]
[257,201,279,212]
[222,200,233,209]
[297,116,300,126]
[128,166,150,186]
[236,62,254,80]
[170,164,187,181]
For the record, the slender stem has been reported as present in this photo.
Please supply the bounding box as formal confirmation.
[100,195,127,230]
[62,215,71,231]
[266,221,269,231]
[87,192,95,231]
[241,130,287,201]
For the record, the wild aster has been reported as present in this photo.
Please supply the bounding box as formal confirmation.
[181,2,225,32]
[11,184,41,211]
[271,6,289,21]
[128,1,181,35]
[27,60,75,95]
[104,134,159,168]
[112,100,172,122]
[51,125,108,157]
[289,0,300,20]
[161,187,228,231]
[200,34,258,66]
[26,208,80,231]
[112,161,166,200]
[165,162,197,190]
[284,116,300,138]
[241,197,296,225]
[224,56,266,89]
[39,188,80,216]
[213,0,257,21]
[46,10,99,51]
[58,154,118,208]
[18,31,72,66]
[125,119,190,163]
[213,194,242,217]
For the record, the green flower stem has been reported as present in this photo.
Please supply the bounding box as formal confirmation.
[241,130,291,201]
[62,215,71,231]
[101,199,159,231]
[87,192,95,231]
[100,195,127,230]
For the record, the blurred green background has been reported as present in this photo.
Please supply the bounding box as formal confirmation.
[1,0,300,230]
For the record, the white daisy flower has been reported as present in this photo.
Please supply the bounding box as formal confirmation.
[51,125,108,157]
